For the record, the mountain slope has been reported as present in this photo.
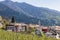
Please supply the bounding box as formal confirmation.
[15,2,60,26]
[1,1,34,18]
[0,1,60,26]
[15,2,60,19]
[0,3,38,24]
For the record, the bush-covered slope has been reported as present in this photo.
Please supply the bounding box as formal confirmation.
[1,1,60,26]
[0,3,38,24]
[16,2,60,26]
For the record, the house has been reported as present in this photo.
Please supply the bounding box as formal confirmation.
[54,26,60,34]
[28,24,35,28]
[28,24,40,29]
[6,23,28,32]
[6,25,14,31]
[54,26,60,31]
[14,23,28,32]
[29,24,40,30]
[41,26,48,33]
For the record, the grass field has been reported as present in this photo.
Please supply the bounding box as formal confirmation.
[0,29,59,40]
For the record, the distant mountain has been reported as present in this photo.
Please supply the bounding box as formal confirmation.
[0,0,60,26]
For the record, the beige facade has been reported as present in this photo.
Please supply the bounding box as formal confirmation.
[54,26,60,31]
[6,23,28,32]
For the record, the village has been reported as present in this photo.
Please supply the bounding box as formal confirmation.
[0,16,60,39]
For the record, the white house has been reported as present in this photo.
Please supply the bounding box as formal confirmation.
[6,23,28,32]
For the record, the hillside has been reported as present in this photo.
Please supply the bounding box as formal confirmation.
[0,0,60,26]
[15,2,60,26]
[0,3,38,24]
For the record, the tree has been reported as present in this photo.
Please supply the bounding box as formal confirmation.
[11,16,15,23]
[0,16,2,22]
[1,17,10,28]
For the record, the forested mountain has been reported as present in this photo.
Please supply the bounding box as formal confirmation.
[0,0,60,26]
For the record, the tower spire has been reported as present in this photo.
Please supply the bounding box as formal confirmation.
[38,19,41,26]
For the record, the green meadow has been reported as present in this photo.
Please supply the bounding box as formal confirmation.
[0,29,59,40]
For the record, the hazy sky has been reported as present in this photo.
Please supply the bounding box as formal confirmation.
[0,0,60,11]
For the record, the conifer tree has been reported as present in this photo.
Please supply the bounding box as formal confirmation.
[11,16,15,23]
